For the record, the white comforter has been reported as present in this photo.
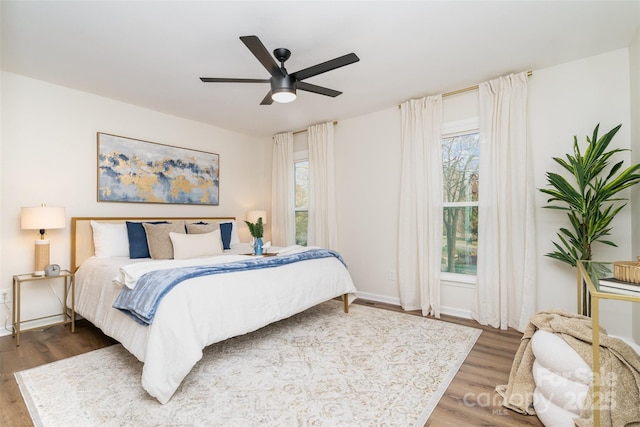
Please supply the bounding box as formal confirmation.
[74,246,357,404]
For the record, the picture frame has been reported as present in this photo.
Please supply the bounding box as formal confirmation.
[97,133,219,205]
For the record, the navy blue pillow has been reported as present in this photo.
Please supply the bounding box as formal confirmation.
[126,221,167,258]
[219,222,233,250]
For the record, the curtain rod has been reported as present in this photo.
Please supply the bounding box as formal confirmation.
[292,120,338,135]
[397,70,533,108]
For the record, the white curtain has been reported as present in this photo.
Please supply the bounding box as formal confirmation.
[307,122,339,250]
[271,132,295,246]
[473,72,537,332]
[398,96,443,317]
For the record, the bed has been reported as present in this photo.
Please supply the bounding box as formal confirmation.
[70,216,358,404]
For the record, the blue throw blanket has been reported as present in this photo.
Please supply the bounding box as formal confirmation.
[113,249,346,326]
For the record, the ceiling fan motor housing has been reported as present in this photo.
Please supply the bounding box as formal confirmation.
[271,74,297,102]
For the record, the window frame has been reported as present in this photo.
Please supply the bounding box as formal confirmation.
[293,150,309,246]
[440,118,479,285]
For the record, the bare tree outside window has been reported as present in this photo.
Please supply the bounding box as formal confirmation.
[295,160,309,246]
[441,132,479,275]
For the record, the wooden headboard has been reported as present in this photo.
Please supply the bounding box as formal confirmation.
[71,216,236,271]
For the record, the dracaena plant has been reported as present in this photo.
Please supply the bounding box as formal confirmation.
[540,124,640,267]
[244,217,264,239]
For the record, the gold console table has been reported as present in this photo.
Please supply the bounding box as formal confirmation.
[577,261,640,427]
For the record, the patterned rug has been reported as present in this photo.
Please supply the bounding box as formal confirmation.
[15,300,481,426]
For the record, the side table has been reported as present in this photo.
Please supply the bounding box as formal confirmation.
[576,261,640,427]
[12,270,75,346]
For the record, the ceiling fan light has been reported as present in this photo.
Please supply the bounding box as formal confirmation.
[271,89,297,103]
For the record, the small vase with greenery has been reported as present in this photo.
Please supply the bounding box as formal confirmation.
[245,217,264,255]
[540,124,640,268]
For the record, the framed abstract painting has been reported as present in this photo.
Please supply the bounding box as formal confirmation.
[97,133,219,205]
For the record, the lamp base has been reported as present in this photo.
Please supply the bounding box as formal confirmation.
[34,239,50,277]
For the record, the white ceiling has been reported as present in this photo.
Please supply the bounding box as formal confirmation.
[2,1,639,137]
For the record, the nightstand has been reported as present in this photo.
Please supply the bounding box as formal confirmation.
[12,270,75,346]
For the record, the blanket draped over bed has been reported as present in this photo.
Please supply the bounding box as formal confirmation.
[496,310,640,427]
[113,249,345,325]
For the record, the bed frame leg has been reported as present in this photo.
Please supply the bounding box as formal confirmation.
[343,294,349,313]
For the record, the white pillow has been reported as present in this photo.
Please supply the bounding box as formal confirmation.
[532,360,588,413]
[217,220,240,246]
[531,330,592,384]
[90,220,129,258]
[169,230,223,259]
[533,388,581,427]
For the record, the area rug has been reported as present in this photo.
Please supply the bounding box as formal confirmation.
[15,300,481,426]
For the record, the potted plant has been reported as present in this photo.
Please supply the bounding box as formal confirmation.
[540,124,640,311]
[245,217,264,255]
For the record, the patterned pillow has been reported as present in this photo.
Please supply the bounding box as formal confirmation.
[142,221,186,259]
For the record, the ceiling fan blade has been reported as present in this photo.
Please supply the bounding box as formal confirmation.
[200,77,270,83]
[297,82,342,97]
[260,91,274,105]
[240,35,284,78]
[291,53,359,81]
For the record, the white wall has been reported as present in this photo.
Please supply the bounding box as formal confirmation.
[1,46,637,341]
[530,48,634,339]
[630,27,640,344]
[336,48,636,339]
[0,49,4,334]
[334,107,402,304]
[0,72,270,334]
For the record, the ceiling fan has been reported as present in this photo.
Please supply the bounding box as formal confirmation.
[200,35,359,105]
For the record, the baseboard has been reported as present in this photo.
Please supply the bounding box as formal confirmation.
[1,306,12,337]
[440,305,472,320]
[356,291,472,320]
[356,291,400,306]
[0,314,84,338]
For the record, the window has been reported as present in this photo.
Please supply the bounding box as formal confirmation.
[294,159,309,246]
[441,123,479,278]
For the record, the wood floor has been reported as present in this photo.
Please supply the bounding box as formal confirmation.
[0,299,543,427]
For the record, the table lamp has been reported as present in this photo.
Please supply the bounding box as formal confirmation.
[20,204,66,276]
[246,210,267,225]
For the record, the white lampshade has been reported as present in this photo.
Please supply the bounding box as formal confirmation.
[246,210,267,224]
[21,205,66,276]
[21,206,66,232]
